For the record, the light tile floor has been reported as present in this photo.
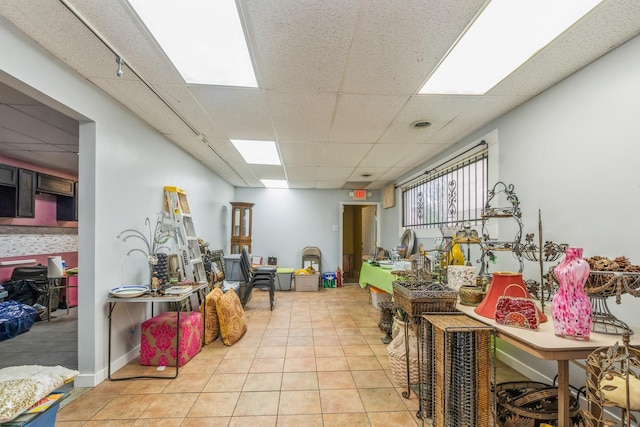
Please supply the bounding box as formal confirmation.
[11,283,526,426]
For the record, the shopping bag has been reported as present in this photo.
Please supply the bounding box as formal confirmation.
[494,283,539,330]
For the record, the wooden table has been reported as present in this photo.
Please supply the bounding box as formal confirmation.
[457,304,640,426]
[358,262,395,294]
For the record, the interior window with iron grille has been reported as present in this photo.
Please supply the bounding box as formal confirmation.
[402,149,488,229]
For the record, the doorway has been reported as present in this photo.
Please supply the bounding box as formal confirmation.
[339,202,380,284]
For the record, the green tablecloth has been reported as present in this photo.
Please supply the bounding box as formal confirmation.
[359,262,394,294]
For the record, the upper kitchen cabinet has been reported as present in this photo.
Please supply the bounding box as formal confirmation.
[36,173,75,197]
[0,167,35,218]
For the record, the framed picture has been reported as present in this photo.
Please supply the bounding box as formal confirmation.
[267,257,278,266]
[251,256,263,266]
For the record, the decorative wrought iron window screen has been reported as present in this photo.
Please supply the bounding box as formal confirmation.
[402,151,488,229]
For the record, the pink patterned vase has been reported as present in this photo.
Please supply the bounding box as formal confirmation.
[551,247,592,340]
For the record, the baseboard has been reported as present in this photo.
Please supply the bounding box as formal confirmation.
[73,346,140,387]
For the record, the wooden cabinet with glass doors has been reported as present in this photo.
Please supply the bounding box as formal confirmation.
[230,202,254,254]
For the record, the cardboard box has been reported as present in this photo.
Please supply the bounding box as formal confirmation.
[294,273,320,291]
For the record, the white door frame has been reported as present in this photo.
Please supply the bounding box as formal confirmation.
[339,201,381,274]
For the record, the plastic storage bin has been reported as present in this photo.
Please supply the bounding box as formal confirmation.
[223,255,244,281]
[2,392,64,426]
[294,273,320,291]
[275,268,294,291]
[370,286,391,309]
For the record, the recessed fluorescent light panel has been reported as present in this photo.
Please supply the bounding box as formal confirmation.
[419,0,602,95]
[127,0,257,87]
[261,179,289,189]
[231,139,281,165]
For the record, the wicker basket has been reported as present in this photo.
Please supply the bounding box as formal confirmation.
[387,326,418,388]
[392,281,458,317]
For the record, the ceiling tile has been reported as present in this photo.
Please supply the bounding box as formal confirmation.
[267,91,337,141]
[342,0,487,95]
[241,0,360,91]
[279,142,327,167]
[321,143,372,167]
[189,86,274,140]
[329,94,409,142]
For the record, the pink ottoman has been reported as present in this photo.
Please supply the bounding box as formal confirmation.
[140,311,203,367]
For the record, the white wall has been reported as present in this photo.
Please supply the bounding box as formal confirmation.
[392,34,640,385]
[234,188,381,271]
[0,17,234,386]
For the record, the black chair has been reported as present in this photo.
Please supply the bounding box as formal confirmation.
[240,247,276,310]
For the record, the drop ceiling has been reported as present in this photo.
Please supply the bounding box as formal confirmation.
[0,0,639,188]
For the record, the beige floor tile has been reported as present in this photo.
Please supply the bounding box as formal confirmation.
[286,336,314,346]
[283,357,316,372]
[180,417,231,426]
[396,387,420,411]
[256,346,286,358]
[288,327,312,336]
[233,391,280,416]
[285,345,315,358]
[57,394,113,422]
[339,335,369,345]
[203,373,247,392]
[216,358,253,374]
[376,355,391,369]
[323,412,371,427]
[319,389,365,413]
[133,418,183,426]
[121,379,170,394]
[364,335,386,345]
[225,346,259,359]
[358,388,407,412]
[276,414,323,427]
[249,357,285,373]
[263,327,289,337]
[187,392,240,417]
[278,390,321,415]
[367,411,419,426]
[312,327,337,336]
[314,345,344,358]
[292,320,312,329]
[92,394,158,420]
[312,335,341,346]
[336,327,361,336]
[352,370,394,389]
[346,356,383,371]
[280,372,318,390]
[234,336,263,347]
[315,356,350,371]
[77,422,135,427]
[369,343,389,356]
[342,344,375,357]
[139,392,198,418]
[359,327,384,336]
[311,321,334,329]
[243,373,283,391]
[162,373,210,393]
[229,415,277,427]
[180,357,222,375]
[317,371,356,389]
[261,336,289,347]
